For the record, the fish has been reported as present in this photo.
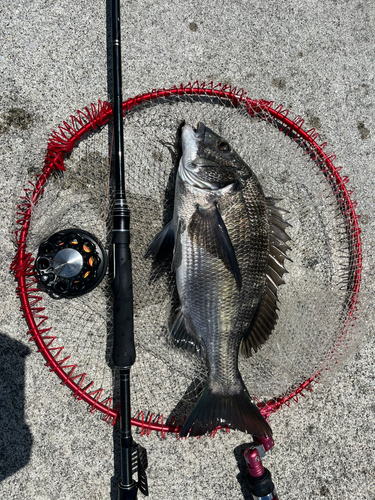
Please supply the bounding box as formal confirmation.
[145,122,290,437]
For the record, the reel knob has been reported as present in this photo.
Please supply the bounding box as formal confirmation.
[35,229,107,297]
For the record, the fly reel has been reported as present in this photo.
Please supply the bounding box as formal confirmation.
[35,229,107,297]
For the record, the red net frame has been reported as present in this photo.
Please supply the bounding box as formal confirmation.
[11,81,362,436]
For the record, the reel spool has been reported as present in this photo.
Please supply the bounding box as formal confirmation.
[35,229,107,297]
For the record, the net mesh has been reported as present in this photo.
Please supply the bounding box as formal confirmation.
[12,84,363,432]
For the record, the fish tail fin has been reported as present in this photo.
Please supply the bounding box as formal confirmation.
[179,384,272,438]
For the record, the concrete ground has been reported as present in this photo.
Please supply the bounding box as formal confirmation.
[1,1,374,499]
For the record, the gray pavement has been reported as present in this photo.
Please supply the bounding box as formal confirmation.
[1,1,374,499]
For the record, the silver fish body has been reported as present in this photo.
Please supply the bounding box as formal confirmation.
[146,123,288,437]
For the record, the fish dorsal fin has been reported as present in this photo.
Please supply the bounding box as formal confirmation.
[170,308,206,359]
[188,203,242,289]
[240,198,291,357]
[144,220,175,261]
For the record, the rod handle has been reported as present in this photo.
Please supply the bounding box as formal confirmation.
[112,234,136,368]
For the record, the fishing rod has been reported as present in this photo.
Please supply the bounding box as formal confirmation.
[110,0,148,497]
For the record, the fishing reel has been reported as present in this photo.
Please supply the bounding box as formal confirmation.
[35,229,107,297]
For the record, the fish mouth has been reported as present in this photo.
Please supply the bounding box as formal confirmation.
[193,122,206,137]
[182,122,205,140]
[181,122,223,171]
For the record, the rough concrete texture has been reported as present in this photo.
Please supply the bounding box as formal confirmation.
[1,1,374,499]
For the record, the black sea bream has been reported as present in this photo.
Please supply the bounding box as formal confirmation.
[146,123,290,437]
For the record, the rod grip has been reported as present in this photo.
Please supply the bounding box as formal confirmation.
[112,238,136,368]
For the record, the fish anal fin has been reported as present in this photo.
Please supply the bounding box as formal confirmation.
[188,203,242,289]
[170,308,206,359]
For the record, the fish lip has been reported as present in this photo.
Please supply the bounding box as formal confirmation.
[182,122,205,140]
[195,122,206,137]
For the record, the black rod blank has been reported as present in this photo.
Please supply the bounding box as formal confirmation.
[110,0,142,498]
[111,0,125,200]
[111,0,136,370]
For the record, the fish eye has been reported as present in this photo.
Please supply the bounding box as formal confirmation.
[218,140,230,152]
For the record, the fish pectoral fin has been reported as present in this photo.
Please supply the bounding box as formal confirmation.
[170,308,206,359]
[188,203,242,289]
[144,220,175,261]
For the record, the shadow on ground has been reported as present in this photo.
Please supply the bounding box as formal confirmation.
[0,332,33,482]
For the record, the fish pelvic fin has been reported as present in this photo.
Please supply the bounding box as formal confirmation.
[144,220,175,261]
[179,384,272,438]
[188,203,242,289]
[170,308,206,359]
